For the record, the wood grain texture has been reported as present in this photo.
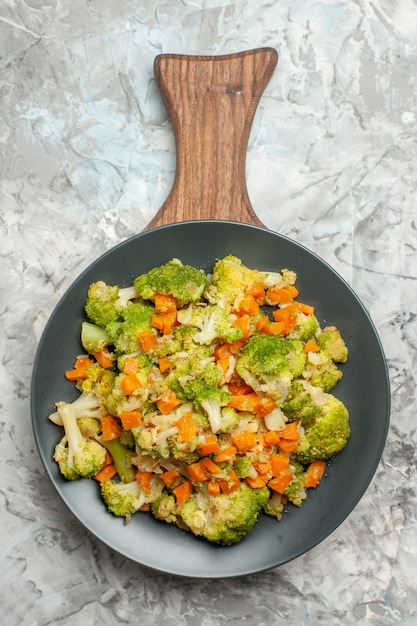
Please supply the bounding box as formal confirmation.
[145,48,278,230]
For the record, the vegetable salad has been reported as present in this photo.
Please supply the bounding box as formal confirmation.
[49,256,350,545]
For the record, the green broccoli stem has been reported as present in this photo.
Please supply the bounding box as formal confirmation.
[102,438,136,483]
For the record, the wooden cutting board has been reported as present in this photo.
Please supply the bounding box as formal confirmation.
[145,47,278,230]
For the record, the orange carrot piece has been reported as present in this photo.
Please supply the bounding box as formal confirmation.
[245,282,266,303]
[160,470,180,488]
[122,356,139,374]
[303,339,320,353]
[279,422,300,440]
[262,321,286,336]
[268,473,293,494]
[175,412,197,442]
[157,390,182,415]
[187,460,210,482]
[173,480,192,504]
[298,302,315,316]
[121,373,141,396]
[234,295,260,317]
[207,480,221,496]
[226,380,253,395]
[197,435,220,455]
[135,470,153,494]
[266,285,298,304]
[273,304,299,333]
[231,430,258,452]
[256,316,269,331]
[201,457,222,475]
[246,475,267,489]
[94,349,114,369]
[278,439,299,453]
[255,397,276,418]
[219,470,240,494]
[93,464,117,483]
[264,430,281,447]
[158,357,171,373]
[154,293,177,313]
[101,414,123,441]
[234,314,251,340]
[138,330,158,352]
[304,460,326,488]
[119,409,143,430]
[227,339,244,354]
[65,356,93,381]
[270,453,290,476]
[254,459,272,475]
[214,446,237,463]
[227,392,260,413]
[151,311,177,335]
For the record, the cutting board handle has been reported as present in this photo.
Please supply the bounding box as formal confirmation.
[145,47,278,230]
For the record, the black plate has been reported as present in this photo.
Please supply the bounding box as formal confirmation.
[31,221,390,578]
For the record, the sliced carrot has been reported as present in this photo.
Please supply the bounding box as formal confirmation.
[173,480,192,504]
[245,282,266,303]
[303,339,320,353]
[207,480,221,496]
[234,295,260,316]
[175,412,197,442]
[121,373,141,396]
[151,311,177,335]
[93,464,117,483]
[219,470,241,494]
[214,343,233,361]
[234,314,251,340]
[197,435,220,455]
[279,422,300,440]
[226,339,244,354]
[298,302,315,316]
[270,453,290,476]
[65,356,93,381]
[101,414,123,441]
[157,391,182,414]
[269,473,293,494]
[262,321,286,336]
[227,392,260,413]
[278,439,299,453]
[154,293,177,313]
[119,409,143,430]
[94,349,114,369]
[231,430,258,452]
[122,356,139,375]
[138,330,158,352]
[263,430,281,447]
[158,357,171,373]
[255,397,276,418]
[256,316,269,331]
[160,469,180,488]
[272,304,299,333]
[226,380,253,395]
[216,356,231,374]
[266,285,298,304]
[187,460,210,482]
[214,446,237,463]
[135,470,153,494]
[304,460,326,488]
[246,475,267,489]
[254,459,272,475]
[201,457,222,475]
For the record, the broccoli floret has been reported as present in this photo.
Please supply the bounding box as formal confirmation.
[177,304,243,345]
[288,314,320,342]
[151,491,178,525]
[206,255,262,311]
[100,477,164,519]
[235,334,306,404]
[105,301,155,354]
[76,363,116,405]
[234,455,254,479]
[81,321,113,354]
[165,346,220,401]
[134,258,209,307]
[282,381,322,424]
[263,491,285,520]
[317,326,348,363]
[284,461,307,507]
[106,358,158,417]
[77,416,101,438]
[53,402,107,480]
[48,391,103,426]
[296,394,350,463]
[85,281,138,327]
[303,349,343,392]
[179,483,270,545]
[193,387,232,434]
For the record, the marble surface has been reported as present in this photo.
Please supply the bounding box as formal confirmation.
[1,0,416,624]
